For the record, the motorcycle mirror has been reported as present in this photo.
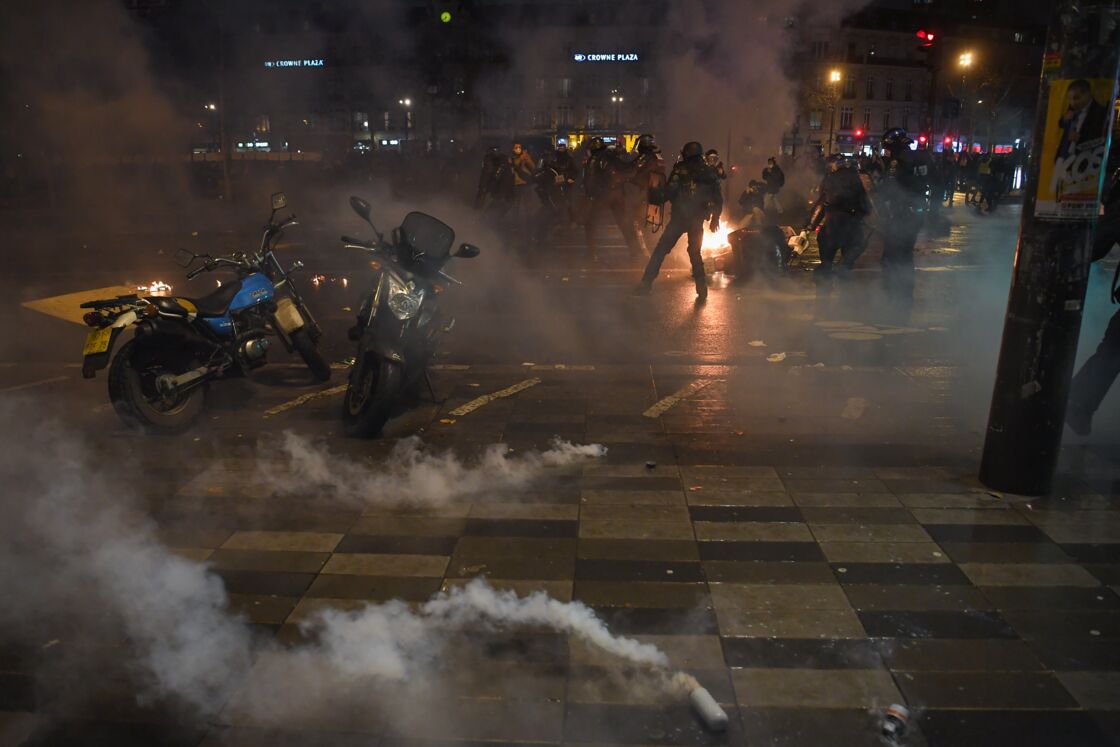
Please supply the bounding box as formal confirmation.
[271,192,288,211]
[173,248,196,267]
[349,195,373,223]
[454,243,481,259]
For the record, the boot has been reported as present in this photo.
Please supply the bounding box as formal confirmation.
[695,278,708,301]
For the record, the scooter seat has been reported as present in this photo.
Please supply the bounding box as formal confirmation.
[187,280,243,316]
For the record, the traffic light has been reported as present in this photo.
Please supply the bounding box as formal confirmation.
[918,134,928,147]
[916,29,936,48]
[854,129,864,138]
[944,136,953,146]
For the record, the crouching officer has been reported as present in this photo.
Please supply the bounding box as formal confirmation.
[808,156,871,277]
[877,127,931,302]
[634,141,722,300]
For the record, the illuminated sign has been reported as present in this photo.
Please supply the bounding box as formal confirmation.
[573,52,640,63]
[264,59,326,69]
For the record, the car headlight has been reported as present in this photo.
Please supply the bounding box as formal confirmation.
[386,274,424,320]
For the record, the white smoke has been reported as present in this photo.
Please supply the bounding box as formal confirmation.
[262,432,606,507]
[0,403,691,730]
[312,579,669,681]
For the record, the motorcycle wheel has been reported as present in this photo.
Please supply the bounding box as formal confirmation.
[342,355,401,438]
[291,328,331,382]
[107,339,206,434]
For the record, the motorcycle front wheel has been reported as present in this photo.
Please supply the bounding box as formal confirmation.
[107,339,206,434]
[291,327,331,382]
[342,355,401,438]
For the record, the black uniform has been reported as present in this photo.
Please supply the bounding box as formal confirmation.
[1068,164,1120,435]
[475,149,514,215]
[810,164,871,274]
[584,146,645,262]
[878,139,931,299]
[638,150,723,296]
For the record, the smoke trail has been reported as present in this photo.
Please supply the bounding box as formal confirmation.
[311,578,669,683]
[262,432,606,507]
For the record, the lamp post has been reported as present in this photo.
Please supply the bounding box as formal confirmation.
[827,69,842,155]
[398,97,412,143]
[958,52,973,151]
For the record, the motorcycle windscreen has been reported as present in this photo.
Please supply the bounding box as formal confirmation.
[401,212,455,261]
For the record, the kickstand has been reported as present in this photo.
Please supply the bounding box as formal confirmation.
[422,370,446,404]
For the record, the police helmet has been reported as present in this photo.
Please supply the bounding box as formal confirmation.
[636,133,656,152]
[556,141,568,152]
[681,141,704,159]
[589,136,606,152]
[881,127,911,149]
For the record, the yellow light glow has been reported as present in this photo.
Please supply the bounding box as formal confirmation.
[829,69,842,83]
[959,52,973,67]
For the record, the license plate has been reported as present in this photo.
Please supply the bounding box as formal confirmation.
[83,327,113,356]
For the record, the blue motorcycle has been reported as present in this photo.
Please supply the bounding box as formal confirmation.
[79,192,329,433]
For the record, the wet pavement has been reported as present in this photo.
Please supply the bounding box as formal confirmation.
[1,202,1119,746]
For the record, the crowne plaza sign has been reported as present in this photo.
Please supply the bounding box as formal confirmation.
[572,52,640,62]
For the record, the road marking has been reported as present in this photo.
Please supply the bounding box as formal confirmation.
[264,384,348,417]
[448,377,541,417]
[22,285,136,325]
[432,364,471,371]
[0,376,69,394]
[643,379,715,418]
[530,364,596,372]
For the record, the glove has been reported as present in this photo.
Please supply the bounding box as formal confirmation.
[709,217,720,232]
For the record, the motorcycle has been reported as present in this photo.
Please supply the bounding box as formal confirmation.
[79,192,330,433]
[340,195,480,437]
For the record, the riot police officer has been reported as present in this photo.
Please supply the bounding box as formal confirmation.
[475,146,514,216]
[634,141,723,300]
[808,156,871,276]
[877,127,931,301]
[583,137,646,263]
[630,133,665,238]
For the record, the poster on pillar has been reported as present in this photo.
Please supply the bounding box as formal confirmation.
[1035,78,1116,222]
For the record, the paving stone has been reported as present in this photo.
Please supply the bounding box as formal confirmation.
[1056,671,1120,710]
[320,553,449,577]
[790,492,902,507]
[716,607,867,638]
[959,562,1102,588]
[731,668,901,708]
[881,638,1045,671]
[843,584,994,612]
[819,541,949,564]
[220,531,343,553]
[577,538,700,562]
[895,671,1079,709]
[809,523,933,542]
[693,521,812,542]
[708,583,851,611]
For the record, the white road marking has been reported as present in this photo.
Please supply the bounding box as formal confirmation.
[264,384,349,417]
[448,378,541,417]
[0,376,69,394]
[643,379,716,418]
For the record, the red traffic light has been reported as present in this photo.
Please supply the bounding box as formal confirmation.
[944,136,953,145]
[918,134,928,144]
[916,29,936,48]
[854,129,864,138]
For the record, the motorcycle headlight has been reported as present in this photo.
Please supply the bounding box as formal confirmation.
[386,274,425,320]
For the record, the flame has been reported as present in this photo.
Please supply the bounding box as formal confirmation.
[701,221,732,258]
[137,280,172,296]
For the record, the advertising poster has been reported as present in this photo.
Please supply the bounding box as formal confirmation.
[1035,78,1116,221]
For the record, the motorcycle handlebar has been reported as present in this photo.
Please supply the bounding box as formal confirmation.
[341,235,376,249]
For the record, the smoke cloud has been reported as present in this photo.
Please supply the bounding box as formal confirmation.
[257,432,606,507]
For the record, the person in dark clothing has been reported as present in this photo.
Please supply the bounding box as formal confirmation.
[583,138,645,263]
[808,156,871,277]
[762,156,785,213]
[552,141,579,223]
[475,146,514,215]
[706,149,728,181]
[1067,163,1120,435]
[532,149,568,250]
[630,133,666,235]
[634,141,723,300]
[942,152,960,206]
[877,127,931,302]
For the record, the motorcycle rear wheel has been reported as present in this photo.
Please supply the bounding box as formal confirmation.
[107,339,206,434]
[291,327,331,382]
[342,355,401,438]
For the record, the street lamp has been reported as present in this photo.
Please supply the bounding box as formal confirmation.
[610,89,624,127]
[398,97,412,142]
[827,69,842,156]
[958,52,975,151]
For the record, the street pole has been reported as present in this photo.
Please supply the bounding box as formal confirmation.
[979,1,1120,495]
[828,105,835,156]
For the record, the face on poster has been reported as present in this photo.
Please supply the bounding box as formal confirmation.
[1035,78,1116,222]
